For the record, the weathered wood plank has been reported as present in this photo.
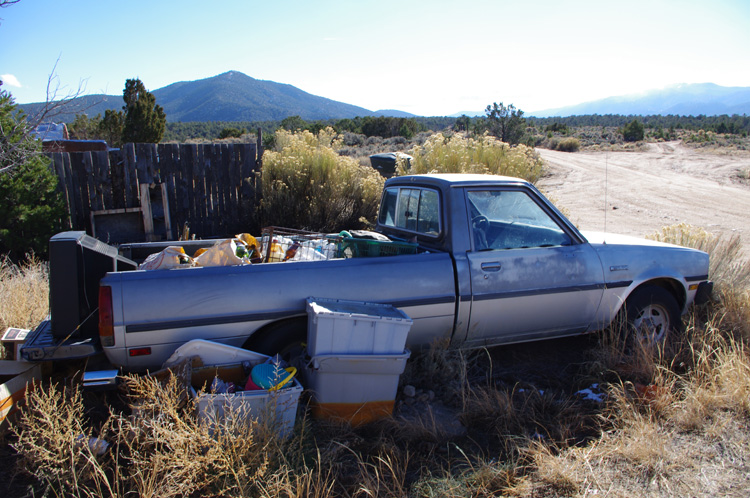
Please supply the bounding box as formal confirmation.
[93,151,112,211]
[135,143,155,185]
[181,144,196,234]
[195,145,208,237]
[108,149,126,210]
[214,144,226,235]
[122,143,137,208]
[69,153,89,230]
[159,143,179,239]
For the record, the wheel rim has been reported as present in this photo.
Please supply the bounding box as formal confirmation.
[632,303,670,343]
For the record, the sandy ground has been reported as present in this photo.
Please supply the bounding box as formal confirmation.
[536,141,750,255]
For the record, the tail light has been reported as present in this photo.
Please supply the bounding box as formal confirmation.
[98,286,114,347]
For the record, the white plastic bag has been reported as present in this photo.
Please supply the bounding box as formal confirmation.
[139,246,193,270]
[194,238,250,267]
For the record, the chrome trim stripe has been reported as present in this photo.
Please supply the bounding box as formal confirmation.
[472,281,631,302]
[125,295,455,333]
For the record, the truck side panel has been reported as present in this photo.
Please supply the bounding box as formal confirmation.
[103,252,457,370]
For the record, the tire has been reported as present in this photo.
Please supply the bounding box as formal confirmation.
[242,317,307,369]
[623,286,682,344]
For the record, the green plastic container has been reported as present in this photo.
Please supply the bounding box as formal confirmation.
[339,238,418,258]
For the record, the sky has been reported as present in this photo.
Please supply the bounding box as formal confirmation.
[1,0,749,116]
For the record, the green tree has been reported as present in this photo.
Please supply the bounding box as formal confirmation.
[99,109,125,147]
[68,113,101,140]
[122,78,166,143]
[218,127,246,139]
[0,90,65,259]
[280,115,307,131]
[484,102,526,145]
[454,115,471,132]
[622,119,644,142]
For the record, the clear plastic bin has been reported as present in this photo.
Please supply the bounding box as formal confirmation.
[306,298,413,356]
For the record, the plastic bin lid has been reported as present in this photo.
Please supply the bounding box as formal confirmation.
[163,339,269,369]
[307,298,411,321]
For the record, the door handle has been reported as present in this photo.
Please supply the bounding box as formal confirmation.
[481,262,502,271]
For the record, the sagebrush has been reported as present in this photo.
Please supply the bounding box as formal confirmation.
[259,127,384,231]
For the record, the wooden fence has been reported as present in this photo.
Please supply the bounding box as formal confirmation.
[47,141,263,241]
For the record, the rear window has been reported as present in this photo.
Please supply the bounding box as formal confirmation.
[378,187,440,236]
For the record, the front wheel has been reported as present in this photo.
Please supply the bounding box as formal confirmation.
[623,286,682,344]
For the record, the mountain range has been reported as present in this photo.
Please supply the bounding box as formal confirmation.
[20,71,412,123]
[529,83,750,118]
[18,71,750,122]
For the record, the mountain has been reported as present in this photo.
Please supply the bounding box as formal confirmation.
[19,71,381,123]
[153,71,373,121]
[373,109,417,118]
[529,83,750,118]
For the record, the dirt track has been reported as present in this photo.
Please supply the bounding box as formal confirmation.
[536,141,750,255]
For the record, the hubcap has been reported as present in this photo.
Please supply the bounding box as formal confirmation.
[633,304,670,343]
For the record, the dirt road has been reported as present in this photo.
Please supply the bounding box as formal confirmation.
[536,141,750,255]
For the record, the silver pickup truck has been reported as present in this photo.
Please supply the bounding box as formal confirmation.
[21,174,710,370]
[77,173,708,372]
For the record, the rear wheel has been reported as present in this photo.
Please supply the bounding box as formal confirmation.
[243,318,307,369]
[623,286,682,344]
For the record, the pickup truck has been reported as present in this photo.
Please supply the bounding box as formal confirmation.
[23,174,712,372]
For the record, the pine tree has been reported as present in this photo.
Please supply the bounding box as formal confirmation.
[122,79,166,143]
[0,89,65,259]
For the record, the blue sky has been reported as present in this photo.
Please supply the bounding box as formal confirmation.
[1,0,749,116]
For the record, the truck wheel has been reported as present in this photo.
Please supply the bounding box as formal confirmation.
[243,318,307,367]
[623,286,681,344]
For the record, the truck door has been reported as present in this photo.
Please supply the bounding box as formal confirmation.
[463,187,604,345]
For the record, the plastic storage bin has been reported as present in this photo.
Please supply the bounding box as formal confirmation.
[305,349,410,425]
[170,340,302,437]
[190,365,302,437]
[306,298,413,356]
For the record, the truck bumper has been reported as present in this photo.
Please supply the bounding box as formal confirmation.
[693,281,714,307]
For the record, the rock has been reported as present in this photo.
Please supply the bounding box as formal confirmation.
[403,385,416,397]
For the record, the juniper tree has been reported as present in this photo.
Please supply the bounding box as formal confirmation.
[122,78,166,143]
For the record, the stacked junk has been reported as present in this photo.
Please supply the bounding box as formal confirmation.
[156,298,413,435]
[127,226,417,434]
[136,226,419,270]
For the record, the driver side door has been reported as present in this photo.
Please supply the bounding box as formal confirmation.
[464,187,605,346]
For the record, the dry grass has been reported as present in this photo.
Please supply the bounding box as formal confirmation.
[0,256,49,331]
[4,222,750,497]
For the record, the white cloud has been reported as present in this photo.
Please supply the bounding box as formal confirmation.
[1,74,22,88]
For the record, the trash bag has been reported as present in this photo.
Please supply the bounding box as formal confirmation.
[139,246,193,270]
[194,238,251,267]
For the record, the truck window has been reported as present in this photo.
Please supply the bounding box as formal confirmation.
[378,187,441,236]
[467,190,571,250]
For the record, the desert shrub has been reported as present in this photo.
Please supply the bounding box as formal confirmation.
[555,137,581,152]
[218,127,246,139]
[260,127,384,231]
[13,369,287,497]
[396,132,545,184]
[621,119,645,142]
[0,256,49,336]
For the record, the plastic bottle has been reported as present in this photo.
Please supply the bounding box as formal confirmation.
[283,241,301,261]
